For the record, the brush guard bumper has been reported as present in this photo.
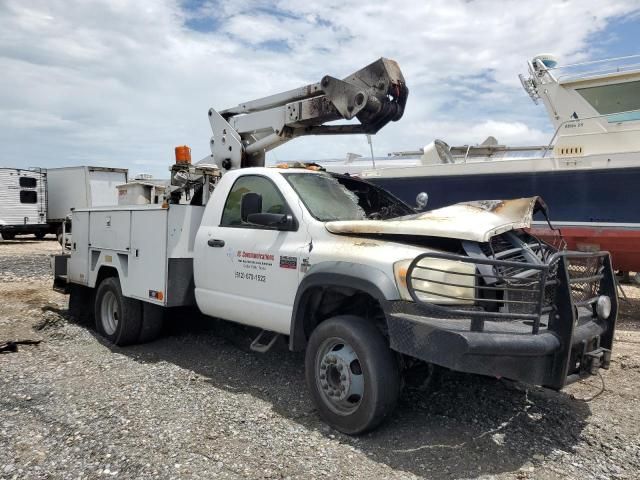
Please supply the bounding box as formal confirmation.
[385,250,617,390]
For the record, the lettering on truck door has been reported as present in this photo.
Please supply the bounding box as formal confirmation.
[195,175,305,334]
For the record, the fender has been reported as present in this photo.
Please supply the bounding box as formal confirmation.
[289,261,399,351]
[87,250,129,289]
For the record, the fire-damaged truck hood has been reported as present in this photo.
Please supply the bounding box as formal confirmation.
[325,197,547,242]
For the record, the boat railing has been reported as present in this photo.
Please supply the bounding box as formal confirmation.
[548,54,640,83]
[542,108,640,157]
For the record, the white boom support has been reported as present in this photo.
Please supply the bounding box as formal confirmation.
[203,58,408,171]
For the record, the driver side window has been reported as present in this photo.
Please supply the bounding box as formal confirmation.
[220,176,288,227]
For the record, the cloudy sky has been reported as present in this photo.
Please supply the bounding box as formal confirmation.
[1,0,639,177]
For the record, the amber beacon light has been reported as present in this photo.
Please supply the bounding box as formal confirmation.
[174,145,192,164]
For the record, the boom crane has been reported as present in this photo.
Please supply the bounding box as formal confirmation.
[202,57,408,171]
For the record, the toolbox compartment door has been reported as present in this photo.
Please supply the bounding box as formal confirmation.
[68,211,90,285]
[89,210,131,251]
[128,209,168,305]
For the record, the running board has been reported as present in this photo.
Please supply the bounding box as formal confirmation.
[250,330,281,353]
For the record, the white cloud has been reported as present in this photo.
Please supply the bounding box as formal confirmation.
[405,118,550,148]
[0,0,638,177]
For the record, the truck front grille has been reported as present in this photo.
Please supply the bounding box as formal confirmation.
[406,232,611,335]
[565,255,606,307]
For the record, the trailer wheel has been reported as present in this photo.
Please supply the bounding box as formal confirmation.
[34,231,46,240]
[94,277,142,346]
[305,315,400,435]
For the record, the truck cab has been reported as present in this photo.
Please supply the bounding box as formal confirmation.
[193,167,413,334]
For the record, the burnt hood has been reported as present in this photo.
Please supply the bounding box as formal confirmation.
[325,197,548,243]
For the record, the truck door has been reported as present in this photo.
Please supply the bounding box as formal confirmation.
[195,175,306,334]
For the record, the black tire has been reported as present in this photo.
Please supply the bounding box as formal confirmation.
[138,302,165,343]
[94,277,142,346]
[68,285,95,325]
[34,231,46,240]
[1,232,15,240]
[305,315,400,435]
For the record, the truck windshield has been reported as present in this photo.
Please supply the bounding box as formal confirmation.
[283,173,366,221]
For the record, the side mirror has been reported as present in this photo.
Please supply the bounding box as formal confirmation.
[241,192,262,222]
[415,192,429,210]
[247,213,295,231]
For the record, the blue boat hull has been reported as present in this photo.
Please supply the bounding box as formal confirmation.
[368,167,639,224]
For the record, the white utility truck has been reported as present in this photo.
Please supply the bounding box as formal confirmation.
[52,58,617,434]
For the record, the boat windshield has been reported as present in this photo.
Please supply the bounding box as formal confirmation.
[283,172,366,221]
[576,80,640,122]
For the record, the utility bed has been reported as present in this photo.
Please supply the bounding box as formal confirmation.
[62,204,204,307]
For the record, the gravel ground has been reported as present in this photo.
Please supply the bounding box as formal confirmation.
[1,238,640,479]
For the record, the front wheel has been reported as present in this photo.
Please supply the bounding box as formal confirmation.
[305,315,400,435]
[94,277,142,346]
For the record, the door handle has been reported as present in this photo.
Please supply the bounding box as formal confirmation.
[208,239,225,248]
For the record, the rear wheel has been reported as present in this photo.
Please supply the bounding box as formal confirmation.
[305,315,400,435]
[34,231,46,240]
[94,277,142,346]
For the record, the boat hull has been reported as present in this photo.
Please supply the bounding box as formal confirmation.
[530,225,640,272]
[368,166,640,271]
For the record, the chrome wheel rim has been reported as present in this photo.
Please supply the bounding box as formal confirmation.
[100,291,119,335]
[315,337,364,416]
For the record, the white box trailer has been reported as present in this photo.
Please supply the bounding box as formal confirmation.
[47,167,128,231]
[0,167,48,240]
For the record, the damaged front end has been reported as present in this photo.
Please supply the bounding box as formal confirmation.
[385,227,617,390]
[363,197,618,390]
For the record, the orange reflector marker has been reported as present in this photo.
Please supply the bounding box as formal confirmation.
[398,266,408,288]
[149,290,164,301]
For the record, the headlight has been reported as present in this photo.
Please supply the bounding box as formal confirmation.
[596,295,612,320]
[393,257,476,305]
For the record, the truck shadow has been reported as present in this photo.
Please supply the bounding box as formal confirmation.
[78,311,590,478]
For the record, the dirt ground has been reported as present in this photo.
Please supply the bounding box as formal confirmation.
[1,238,639,479]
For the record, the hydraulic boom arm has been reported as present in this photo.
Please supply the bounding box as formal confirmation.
[204,57,408,171]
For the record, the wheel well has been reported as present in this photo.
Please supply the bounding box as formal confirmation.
[95,266,118,288]
[292,285,387,351]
